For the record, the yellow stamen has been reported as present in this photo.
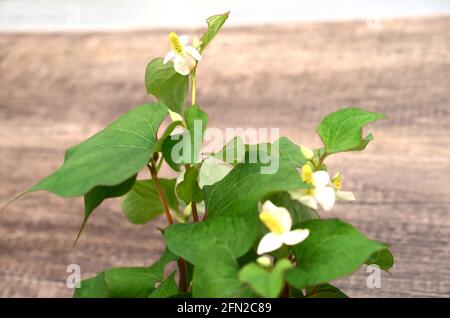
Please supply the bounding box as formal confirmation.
[259,212,284,234]
[332,173,342,191]
[301,164,314,184]
[169,32,184,55]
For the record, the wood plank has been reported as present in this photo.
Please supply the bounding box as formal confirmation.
[0,16,449,297]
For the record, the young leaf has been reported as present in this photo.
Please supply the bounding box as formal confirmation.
[176,166,202,205]
[239,259,292,298]
[200,12,230,53]
[122,178,178,224]
[316,107,386,154]
[29,103,167,197]
[305,283,348,298]
[285,219,387,289]
[145,58,189,114]
[74,248,177,298]
[365,248,394,272]
[74,175,137,244]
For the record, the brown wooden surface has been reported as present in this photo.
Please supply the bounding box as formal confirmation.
[0,16,449,297]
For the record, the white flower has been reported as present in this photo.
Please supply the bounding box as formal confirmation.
[163,32,202,75]
[257,201,310,255]
[294,165,355,211]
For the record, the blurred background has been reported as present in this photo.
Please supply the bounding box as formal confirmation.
[0,0,449,297]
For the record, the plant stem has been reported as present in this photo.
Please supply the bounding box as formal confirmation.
[148,162,173,225]
[191,201,199,222]
[191,68,197,105]
[148,161,188,292]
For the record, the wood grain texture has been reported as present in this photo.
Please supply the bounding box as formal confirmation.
[0,16,449,297]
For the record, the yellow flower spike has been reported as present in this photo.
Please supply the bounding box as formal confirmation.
[301,164,314,184]
[332,172,342,191]
[259,212,285,234]
[164,33,202,75]
[169,32,184,55]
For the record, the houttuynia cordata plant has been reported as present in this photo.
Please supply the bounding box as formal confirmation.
[9,12,394,298]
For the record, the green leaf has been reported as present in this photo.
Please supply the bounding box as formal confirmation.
[165,138,308,266]
[305,283,348,298]
[148,272,178,298]
[176,166,202,205]
[74,248,177,298]
[184,105,208,163]
[162,133,183,172]
[263,191,319,224]
[366,248,394,272]
[122,178,178,224]
[154,120,183,153]
[74,175,137,244]
[316,107,386,154]
[145,58,189,114]
[277,137,308,167]
[192,251,252,297]
[29,103,167,197]
[212,136,245,164]
[286,219,386,289]
[72,272,109,298]
[200,12,230,53]
[239,259,292,298]
[198,157,233,188]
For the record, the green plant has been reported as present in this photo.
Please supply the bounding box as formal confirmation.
[11,12,393,298]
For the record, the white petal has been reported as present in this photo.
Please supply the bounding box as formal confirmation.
[173,55,195,75]
[184,45,202,61]
[313,171,330,187]
[281,229,310,246]
[298,195,318,210]
[257,233,283,255]
[262,200,278,213]
[315,186,336,211]
[261,201,292,232]
[179,35,189,46]
[163,51,176,64]
[336,191,355,201]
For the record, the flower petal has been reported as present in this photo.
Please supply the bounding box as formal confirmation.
[336,191,355,201]
[315,186,336,211]
[179,35,189,46]
[298,195,318,209]
[281,229,310,246]
[184,45,202,61]
[163,51,176,64]
[261,201,292,232]
[173,55,195,75]
[313,170,330,187]
[257,233,283,255]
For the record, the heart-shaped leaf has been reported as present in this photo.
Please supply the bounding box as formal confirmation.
[30,103,167,197]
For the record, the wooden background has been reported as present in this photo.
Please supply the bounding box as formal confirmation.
[0,16,449,297]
